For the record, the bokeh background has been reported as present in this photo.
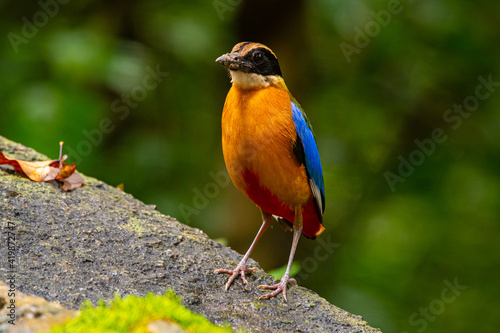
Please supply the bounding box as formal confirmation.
[1,0,499,332]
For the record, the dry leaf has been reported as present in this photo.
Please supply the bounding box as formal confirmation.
[61,171,84,191]
[0,142,84,191]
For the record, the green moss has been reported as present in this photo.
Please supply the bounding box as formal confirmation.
[48,290,233,333]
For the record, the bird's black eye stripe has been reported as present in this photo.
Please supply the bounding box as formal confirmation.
[243,47,282,77]
[248,48,277,64]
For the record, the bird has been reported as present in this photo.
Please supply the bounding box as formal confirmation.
[214,42,325,301]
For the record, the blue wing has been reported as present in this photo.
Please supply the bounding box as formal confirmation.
[291,100,325,217]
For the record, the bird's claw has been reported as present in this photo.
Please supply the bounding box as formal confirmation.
[214,264,257,290]
[258,278,297,302]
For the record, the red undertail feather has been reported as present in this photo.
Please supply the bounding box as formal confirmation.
[242,169,324,239]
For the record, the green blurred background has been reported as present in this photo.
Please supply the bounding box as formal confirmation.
[1,0,499,331]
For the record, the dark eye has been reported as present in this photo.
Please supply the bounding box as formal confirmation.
[253,52,264,65]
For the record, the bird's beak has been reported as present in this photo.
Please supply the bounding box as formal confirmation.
[216,52,246,71]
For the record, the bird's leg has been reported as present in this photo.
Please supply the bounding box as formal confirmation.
[214,210,273,291]
[259,206,303,302]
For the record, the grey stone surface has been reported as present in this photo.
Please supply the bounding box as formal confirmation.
[0,136,380,332]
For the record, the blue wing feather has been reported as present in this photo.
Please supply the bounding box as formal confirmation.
[291,100,325,216]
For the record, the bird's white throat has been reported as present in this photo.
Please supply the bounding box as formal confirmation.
[230,70,281,89]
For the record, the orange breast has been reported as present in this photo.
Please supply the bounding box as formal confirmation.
[221,85,313,214]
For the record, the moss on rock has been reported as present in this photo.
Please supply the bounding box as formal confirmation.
[49,291,233,333]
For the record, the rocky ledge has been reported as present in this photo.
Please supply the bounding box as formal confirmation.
[0,136,379,332]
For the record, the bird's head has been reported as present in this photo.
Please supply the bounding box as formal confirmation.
[216,42,285,90]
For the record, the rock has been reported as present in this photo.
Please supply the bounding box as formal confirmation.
[0,136,380,332]
[0,281,75,333]
[147,320,187,333]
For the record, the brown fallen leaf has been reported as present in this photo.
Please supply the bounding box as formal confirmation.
[54,160,76,179]
[0,142,84,191]
[60,169,84,191]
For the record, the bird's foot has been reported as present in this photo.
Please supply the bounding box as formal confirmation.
[214,262,257,291]
[258,277,297,302]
